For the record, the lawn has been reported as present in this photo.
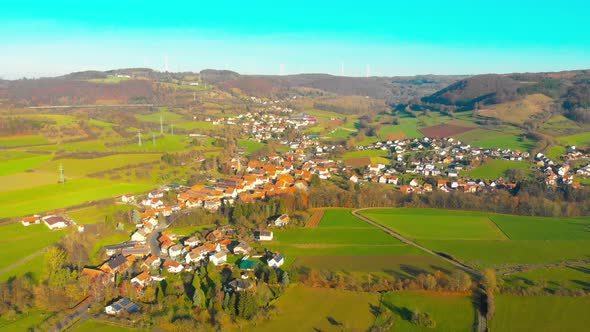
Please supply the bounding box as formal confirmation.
[72,319,146,332]
[0,153,52,176]
[0,178,153,219]
[0,135,49,147]
[545,144,567,160]
[360,208,508,240]
[0,253,45,283]
[502,265,590,292]
[326,128,355,140]
[491,295,590,332]
[382,291,475,332]
[250,286,379,332]
[0,223,66,271]
[167,224,216,236]
[67,204,135,225]
[464,159,531,180]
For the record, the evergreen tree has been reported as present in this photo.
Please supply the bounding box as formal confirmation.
[281,271,290,287]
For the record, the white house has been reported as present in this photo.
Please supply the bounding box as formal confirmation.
[168,244,185,258]
[184,236,200,247]
[148,190,164,199]
[121,194,135,203]
[131,228,150,242]
[210,251,227,266]
[274,214,290,227]
[267,253,285,268]
[256,231,273,241]
[43,215,69,230]
[185,246,208,264]
[105,297,140,316]
[163,260,184,274]
[21,215,41,226]
[141,198,164,209]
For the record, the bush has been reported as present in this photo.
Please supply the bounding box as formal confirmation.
[411,310,436,328]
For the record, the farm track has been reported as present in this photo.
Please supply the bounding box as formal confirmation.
[0,246,48,276]
[352,208,481,277]
[306,209,325,228]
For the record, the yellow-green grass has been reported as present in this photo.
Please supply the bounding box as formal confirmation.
[419,239,590,268]
[293,255,454,278]
[464,159,531,180]
[72,319,146,332]
[477,94,553,125]
[491,295,590,332]
[379,117,424,138]
[0,178,153,219]
[0,172,61,192]
[326,127,355,140]
[360,208,508,241]
[0,254,45,283]
[318,209,374,228]
[0,135,50,147]
[490,215,590,240]
[32,139,110,152]
[0,310,52,331]
[67,204,135,225]
[370,156,390,165]
[457,128,534,151]
[0,153,52,176]
[238,139,265,154]
[382,291,475,332]
[35,154,161,177]
[167,224,216,236]
[88,76,130,84]
[136,110,183,123]
[0,223,67,271]
[558,132,590,148]
[250,286,379,332]
[502,265,590,292]
[545,144,567,160]
[173,121,217,131]
[113,135,190,152]
[342,149,388,159]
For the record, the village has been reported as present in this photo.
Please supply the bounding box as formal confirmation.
[14,102,590,320]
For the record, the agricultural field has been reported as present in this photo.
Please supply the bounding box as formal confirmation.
[0,310,52,331]
[0,134,50,147]
[342,149,388,159]
[270,209,454,277]
[0,152,52,176]
[382,291,475,332]
[502,265,590,292]
[250,286,379,332]
[0,178,153,219]
[464,159,531,180]
[456,128,534,151]
[361,208,590,269]
[558,131,590,148]
[491,295,590,332]
[238,139,266,154]
[0,223,66,272]
[477,94,553,125]
[418,123,474,138]
[35,154,161,177]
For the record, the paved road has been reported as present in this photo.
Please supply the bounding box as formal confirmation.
[48,296,93,332]
[0,247,48,276]
[352,208,481,276]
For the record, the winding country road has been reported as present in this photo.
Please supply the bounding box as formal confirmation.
[352,208,481,276]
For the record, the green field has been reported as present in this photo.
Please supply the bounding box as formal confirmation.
[0,310,52,331]
[251,286,379,332]
[113,134,190,152]
[491,295,590,332]
[318,209,374,228]
[0,254,45,283]
[360,208,508,240]
[167,224,216,236]
[361,208,590,268]
[502,265,590,292]
[0,223,66,271]
[457,128,534,151]
[464,159,531,180]
[0,135,50,147]
[342,149,389,159]
[66,204,134,225]
[0,153,53,176]
[545,144,567,160]
[382,291,475,332]
[0,178,153,219]
[35,154,161,177]
[238,139,266,154]
[72,319,145,332]
[558,132,590,147]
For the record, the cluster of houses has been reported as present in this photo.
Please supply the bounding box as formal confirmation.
[535,147,590,187]
[20,214,76,230]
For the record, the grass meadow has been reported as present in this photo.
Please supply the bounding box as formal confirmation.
[491,295,590,332]
[382,291,475,332]
[464,159,531,180]
[0,223,66,271]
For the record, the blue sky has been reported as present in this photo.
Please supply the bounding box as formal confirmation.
[0,0,589,78]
